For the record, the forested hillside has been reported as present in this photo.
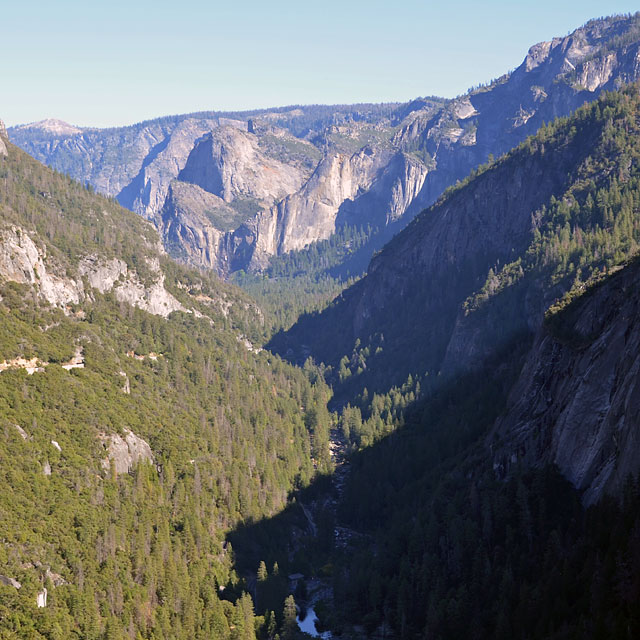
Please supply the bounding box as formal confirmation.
[257,86,640,639]
[327,255,640,639]
[274,86,640,405]
[5,14,640,640]
[0,137,332,639]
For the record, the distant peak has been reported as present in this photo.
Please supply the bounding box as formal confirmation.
[14,118,82,136]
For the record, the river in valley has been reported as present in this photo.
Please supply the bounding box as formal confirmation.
[297,606,331,638]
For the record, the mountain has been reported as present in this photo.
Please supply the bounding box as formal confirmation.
[0,126,333,638]
[10,14,640,284]
[10,114,219,222]
[9,105,397,227]
[274,86,640,639]
[493,256,640,505]
[276,84,640,494]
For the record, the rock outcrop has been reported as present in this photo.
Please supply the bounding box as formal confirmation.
[179,126,306,207]
[100,427,153,474]
[493,260,640,504]
[0,575,21,589]
[116,117,222,223]
[242,146,391,268]
[0,226,83,306]
[0,226,184,317]
[161,181,227,270]
[0,119,7,157]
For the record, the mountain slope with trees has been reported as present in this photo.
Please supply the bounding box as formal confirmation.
[274,86,640,404]
[0,131,332,639]
[257,86,640,640]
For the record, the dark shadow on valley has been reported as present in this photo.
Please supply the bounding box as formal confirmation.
[225,331,531,627]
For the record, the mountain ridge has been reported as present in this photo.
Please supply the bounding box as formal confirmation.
[10,14,640,282]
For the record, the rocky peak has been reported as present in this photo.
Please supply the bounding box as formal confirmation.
[13,118,83,136]
[178,125,306,206]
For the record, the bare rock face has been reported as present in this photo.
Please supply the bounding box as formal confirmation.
[493,261,640,504]
[10,16,640,277]
[117,117,221,223]
[391,15,640,221]
[113,269,184,317]
[0,575,21,589]
[336,151,430,229]
[78,255,128,293]
[179,126,306,207]
[100,427,153,474]
[0,226,183,317]
[223,146,391,271]
[0,226,83,306]
[161,181,227,270]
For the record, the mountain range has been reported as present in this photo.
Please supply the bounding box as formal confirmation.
[3,11,640,640]
[11,14,640,281]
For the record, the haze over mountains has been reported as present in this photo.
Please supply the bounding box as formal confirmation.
[4,10,640,640]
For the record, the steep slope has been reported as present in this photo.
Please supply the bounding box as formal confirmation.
[394,14,640,210]
[493,258,640,504]
[274,86,640,474]
[289,88,640,640]
[224,145,394,271]
[322,249,640,640]
[0,130,333,639]
[177,126,310,208]
[164,13,640,278]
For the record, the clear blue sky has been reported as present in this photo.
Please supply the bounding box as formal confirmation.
[3,1,638,127]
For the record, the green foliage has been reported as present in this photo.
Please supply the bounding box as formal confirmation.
[0,142,334,639]
[0,144,157,279]
[464,86,640,323]
[233,225,374,334]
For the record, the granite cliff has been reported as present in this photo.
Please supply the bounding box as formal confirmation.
[492,259,640,504]
[9,16,640,281]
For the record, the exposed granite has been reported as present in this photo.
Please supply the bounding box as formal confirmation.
[492,261,640,504]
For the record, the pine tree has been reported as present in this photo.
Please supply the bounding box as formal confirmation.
[282,595,298,640]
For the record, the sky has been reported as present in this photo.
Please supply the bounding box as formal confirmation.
[2,0,639,128]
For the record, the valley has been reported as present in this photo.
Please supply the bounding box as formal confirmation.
[3,9,640,640]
